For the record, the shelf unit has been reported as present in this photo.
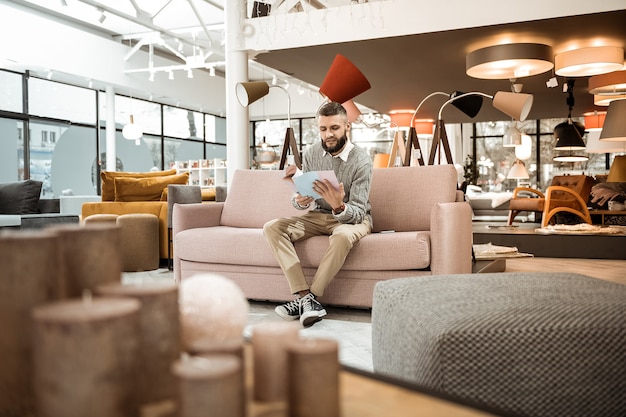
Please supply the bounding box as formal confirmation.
[174,159,227,187]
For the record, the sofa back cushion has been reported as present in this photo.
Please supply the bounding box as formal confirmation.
[221,165,458,231]
[113,172,190,202]
[221,169,302,228]
[100,169,177,201]
[370,165,458,233]
[0,179,43,214]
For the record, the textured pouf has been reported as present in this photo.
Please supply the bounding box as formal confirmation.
[116,213,159,272]
[371,272,626,417]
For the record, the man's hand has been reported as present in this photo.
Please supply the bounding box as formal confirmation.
[312,180,345,209]
[294,193,314,207]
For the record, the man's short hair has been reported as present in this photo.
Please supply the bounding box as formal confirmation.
[317,102,348,119]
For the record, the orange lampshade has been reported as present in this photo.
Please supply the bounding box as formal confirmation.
[373,153,390,168]
[319,54,371,103]
[342,100,362,122]
[413,119,435,135]
[388,110,413,127]
[583,111,607,131]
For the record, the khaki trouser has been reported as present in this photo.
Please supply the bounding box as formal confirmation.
[263,211,371,297]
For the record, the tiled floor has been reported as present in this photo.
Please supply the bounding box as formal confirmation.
[122,268,374,371]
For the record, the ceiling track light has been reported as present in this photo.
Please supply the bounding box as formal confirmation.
[466,43,554,79]
[97,8,106,24]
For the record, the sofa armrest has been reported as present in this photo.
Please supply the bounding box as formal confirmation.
[172,202,224,236]
[429,201,473,274]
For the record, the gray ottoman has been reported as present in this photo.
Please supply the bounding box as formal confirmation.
[372,273,626,417]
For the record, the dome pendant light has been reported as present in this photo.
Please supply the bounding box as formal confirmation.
[553,80,588,162]
[466,43,554,79]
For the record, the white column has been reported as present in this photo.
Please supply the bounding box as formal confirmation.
[224,0,250,185]
[105,86,117,171]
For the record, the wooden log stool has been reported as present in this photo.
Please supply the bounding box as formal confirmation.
[116,213,160,272]
[84,213,159,272]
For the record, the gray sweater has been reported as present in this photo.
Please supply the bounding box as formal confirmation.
[302,141,372,226]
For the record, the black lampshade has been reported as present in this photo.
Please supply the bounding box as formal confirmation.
[554,120,586,150]
[449,91,484,118]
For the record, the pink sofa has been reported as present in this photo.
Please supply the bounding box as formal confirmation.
[172,165,472,308]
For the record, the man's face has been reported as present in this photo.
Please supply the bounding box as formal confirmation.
[318,114,350,155]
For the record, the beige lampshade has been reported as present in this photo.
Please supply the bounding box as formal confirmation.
[466,43,554,79]
[492,91,533,121]
[342,100,362,122]
[594,94,626,106]
[607,155,626,182]
[319,54,371,103]
[599,99,626,142]
[507,160,529,179]
[589,70,626,96]
[555,46,624,77]
[585,129,626,153]
[236,81,270,106]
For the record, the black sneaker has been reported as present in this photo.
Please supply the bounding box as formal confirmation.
[275,298,301,321]
[299,293,327,327]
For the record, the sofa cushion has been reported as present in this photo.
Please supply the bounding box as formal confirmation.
[100,169,177,201]
[370,165,458,233]
[175,227,431,271]
[221,169,303,228]
[113,172,190,202]
[0,180,43,214]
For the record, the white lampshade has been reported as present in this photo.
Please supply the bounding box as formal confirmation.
[515,134,532,160]
[122,115,143,141]
[507,160,529,179]
[586,129,626,153]
[503,124,522,147]
[555,46,624,77]
[492,91,533,121]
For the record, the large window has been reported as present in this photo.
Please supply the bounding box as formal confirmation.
[0,69,226,197]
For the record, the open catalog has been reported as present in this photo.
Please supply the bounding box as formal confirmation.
[285,170,340,200]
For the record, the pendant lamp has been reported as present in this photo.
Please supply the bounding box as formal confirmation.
[555,46,624,77]
[553,80,588,161]
[122,114,143,145]
[503,124,522,147]
[599,99,626,142]
[319,54,371,104]
[466,43,554,79]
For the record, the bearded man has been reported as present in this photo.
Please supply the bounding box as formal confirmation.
[263,101,373,327]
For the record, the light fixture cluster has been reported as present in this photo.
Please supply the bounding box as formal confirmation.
[466,41,625,165]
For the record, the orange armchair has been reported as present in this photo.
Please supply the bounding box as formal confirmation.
[507,175,594,227]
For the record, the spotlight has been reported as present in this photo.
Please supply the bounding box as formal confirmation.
[168,71,174,80]
[209,67,215,77]
[546,77,558,88]
[97,9,106,23]
[187,69,193,79]
[148,72,155,82]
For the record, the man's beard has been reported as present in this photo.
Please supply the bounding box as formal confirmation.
[321,134,347,154]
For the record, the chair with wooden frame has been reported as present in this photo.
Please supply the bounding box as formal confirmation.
[507,174,594,228]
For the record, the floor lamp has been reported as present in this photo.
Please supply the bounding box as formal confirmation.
[430,91,533,165]
[405,91,485,166]
[235,81,302,170]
